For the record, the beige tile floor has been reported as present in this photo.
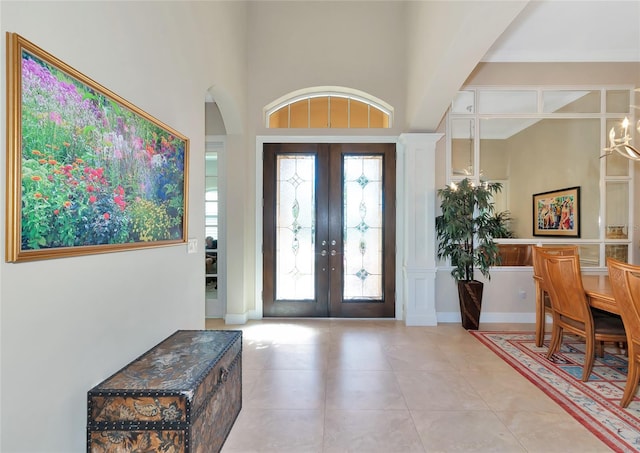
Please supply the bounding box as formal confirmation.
[205,318,612,452]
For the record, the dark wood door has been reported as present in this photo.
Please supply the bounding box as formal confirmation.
[263,143,395,317]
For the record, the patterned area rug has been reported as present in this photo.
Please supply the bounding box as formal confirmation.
[470,331,640,452]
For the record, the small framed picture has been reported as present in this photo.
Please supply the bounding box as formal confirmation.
[533,186,580,237]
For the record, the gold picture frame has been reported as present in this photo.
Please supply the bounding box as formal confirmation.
[6,33,189,262]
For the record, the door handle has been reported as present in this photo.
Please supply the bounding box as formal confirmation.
[330,250,337,256]
[321,250,328,257]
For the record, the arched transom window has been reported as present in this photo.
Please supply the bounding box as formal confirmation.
[265,87,393,129]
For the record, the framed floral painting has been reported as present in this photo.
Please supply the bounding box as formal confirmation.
[5,33,189,262]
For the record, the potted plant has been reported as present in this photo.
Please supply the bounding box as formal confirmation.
[435,178,505,330]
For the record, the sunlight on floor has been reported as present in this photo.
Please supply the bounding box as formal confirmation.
[203,318,610,452]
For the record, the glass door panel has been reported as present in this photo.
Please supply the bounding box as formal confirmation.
[343,155,383,300]
[276,155,316,300]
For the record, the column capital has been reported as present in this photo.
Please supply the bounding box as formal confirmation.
[398,132,444,148]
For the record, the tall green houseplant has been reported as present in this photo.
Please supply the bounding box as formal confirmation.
[435,178,504,329]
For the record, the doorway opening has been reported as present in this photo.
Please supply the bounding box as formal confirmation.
[205,137,226,318]
[262,142,395,318]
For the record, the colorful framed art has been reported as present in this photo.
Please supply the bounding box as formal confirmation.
[533,186,580,237]
[5,33,189,262]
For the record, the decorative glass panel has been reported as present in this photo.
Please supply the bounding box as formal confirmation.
[606,90,631,113]
[478,90,537,114]
[330,97,348,128]
[577,244,600,267]
[542,90,599,113]
[606,181,629,239]
[343,156,383,300]
[452,90,474,114]
[269,106,288,128]
[479,118,513,182]
[290,99,308,128]
[540,243,597,266]
[451,118,474,177]
[309,97,328,128]
[267,92,391,129]
[369,107,388,128]
[606,244,629,263]
[350,100,368,128]
[276,155,315,300]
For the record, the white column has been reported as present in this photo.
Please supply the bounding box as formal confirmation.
[398,133,442,326]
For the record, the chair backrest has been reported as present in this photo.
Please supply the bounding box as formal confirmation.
[607,258,640,346]
[537,249,591,323]
[531,245,579,286]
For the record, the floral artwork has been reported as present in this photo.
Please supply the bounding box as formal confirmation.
[533,186,580,237]
[6,33,189,262]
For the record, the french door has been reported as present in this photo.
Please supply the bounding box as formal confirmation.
[263,143,395,317]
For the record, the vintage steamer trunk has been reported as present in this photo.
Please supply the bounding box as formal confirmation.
[87,330,242,453]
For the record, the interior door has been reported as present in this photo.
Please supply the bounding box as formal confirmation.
[263,143,395,317]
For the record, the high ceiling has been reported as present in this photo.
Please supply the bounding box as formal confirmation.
[407,0,639,131]
[484,0,640,63]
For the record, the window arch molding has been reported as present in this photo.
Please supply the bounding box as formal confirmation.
[264,86,393,128]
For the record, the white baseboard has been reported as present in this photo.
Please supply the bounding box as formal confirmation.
[224,309,261,325]
[404,313,438,326]
[224,311,537,325]
[224,313,249,325]
[438,311,536,324]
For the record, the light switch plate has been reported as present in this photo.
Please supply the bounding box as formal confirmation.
[187,238,198,254]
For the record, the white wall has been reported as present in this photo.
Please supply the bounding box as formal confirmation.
[245,1,410,317]
[436,268,537,323]
[1,1,637,449]
[247,1,409,138]
[0,2,247,451]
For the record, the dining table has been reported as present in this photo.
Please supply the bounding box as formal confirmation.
[582,274,619,315]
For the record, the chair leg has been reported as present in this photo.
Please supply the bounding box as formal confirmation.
[535,288,545,348]
[597,341,604,358]
[620,358,639,408]
[546,324,563,359]
[583,336,596,381]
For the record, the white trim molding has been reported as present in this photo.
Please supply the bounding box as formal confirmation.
[255,135,401,321]
[398,133,444,326]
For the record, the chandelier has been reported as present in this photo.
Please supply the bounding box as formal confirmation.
[602,116,640,161]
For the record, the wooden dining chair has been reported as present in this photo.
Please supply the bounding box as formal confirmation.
[607,258,640,407]
[531,245,579,347]
[538,250,626,381]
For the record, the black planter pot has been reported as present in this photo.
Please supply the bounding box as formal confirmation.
[457,280,484,330]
